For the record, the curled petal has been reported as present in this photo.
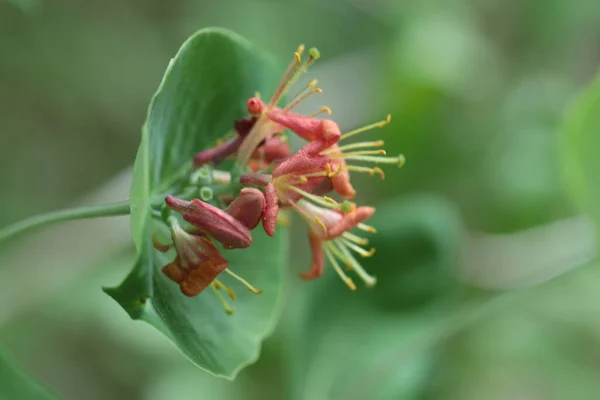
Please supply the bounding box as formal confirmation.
[163,232,229,297]
[327,206,375,239]
[267,111,341,146]
[225,188,265,230]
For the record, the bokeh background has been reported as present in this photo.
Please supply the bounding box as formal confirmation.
[2,0,600,399]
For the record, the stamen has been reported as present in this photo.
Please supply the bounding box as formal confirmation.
[224,268,263,294]
[324,244,356,290]
[287,47,320,88]
[342,155,404,165]
[266,45,305,110]
[326,140,384,153]
[341,238,376,257]
[323,196,338,204]
[284,87,323,112]
[357,223,377,233]
[283,79,319,110]
[342,232,369,246]
[285,185,342,209]
[334,240,377,287]
[308,106,332,118]
[214,279,236,300]
[329,150,387,158]
[339,114,392,140]
[313,216,327,234]
[211,283,234,315]
[345,165,385,179]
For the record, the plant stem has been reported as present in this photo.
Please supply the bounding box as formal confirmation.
[0,200,131,244]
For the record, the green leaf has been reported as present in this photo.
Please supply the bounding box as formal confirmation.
[288,194,464,400]
[0,351,59,400]
[106,28,287,379]
[561,73,600,230]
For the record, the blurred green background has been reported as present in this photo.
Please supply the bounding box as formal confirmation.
[2,0,600,398]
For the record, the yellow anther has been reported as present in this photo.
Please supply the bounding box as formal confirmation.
[364,248,376,257]
[298,176,308,184]
[225,286,237,300]
[380,114,392,126]
[373,167,385,179]
[254,91,261,99]
[308,106,332,118]
[308,79,318,87]
[314,216,327,233]
[313,88,323,94]
[323,196,338,204]
[345,278,357,291]
[211,283,234,315]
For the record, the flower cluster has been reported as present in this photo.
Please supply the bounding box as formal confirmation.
[154,45,404,313]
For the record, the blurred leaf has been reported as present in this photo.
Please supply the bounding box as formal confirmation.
[0,351,58,400]
[106,28,288,379]
[289,194,464,400]
[561,73,600,230]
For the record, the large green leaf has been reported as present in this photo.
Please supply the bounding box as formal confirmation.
[105,28,287,379]
[561,73,600,230]
[288,195,464,400]
[0,351,59,400]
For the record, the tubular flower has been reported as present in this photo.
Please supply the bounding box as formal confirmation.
[155,207,264,312]
[264,110,403,199]
[156,220,228,297]
[295,199,377,290]
[165,194,255,249]
[151,44,406,302]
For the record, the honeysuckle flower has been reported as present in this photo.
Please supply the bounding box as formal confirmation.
[165,189,266,249]
[266,110,403,199]
[156,220,228,297]
[295,199,377,289]
[155,199,264,311]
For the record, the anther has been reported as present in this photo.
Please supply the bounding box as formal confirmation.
[314,216,327,233]
[224,268,263,294]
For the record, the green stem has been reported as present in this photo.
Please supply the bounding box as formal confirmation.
[0,200,131,244]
